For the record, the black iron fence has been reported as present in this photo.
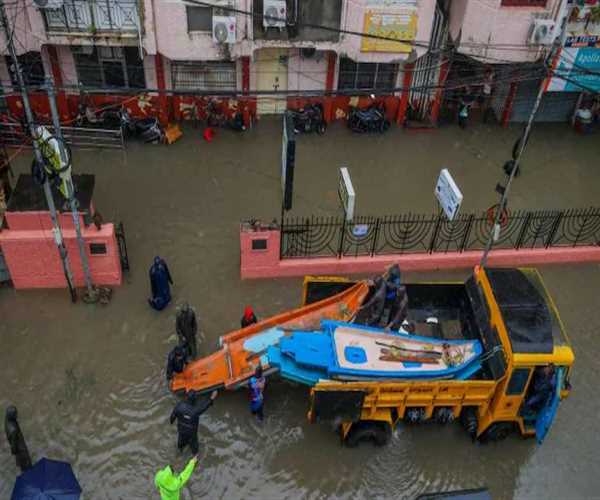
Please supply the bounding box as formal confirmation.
[280,208,600,259]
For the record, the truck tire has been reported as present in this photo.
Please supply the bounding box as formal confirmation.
[345,421,392,448]
[480,422,513,443]
[460,407,478,441]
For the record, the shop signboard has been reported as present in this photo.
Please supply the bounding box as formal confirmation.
[548,36,600,92]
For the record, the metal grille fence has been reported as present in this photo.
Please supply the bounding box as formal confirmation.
[280,208,600,259]
[171,61,237,91]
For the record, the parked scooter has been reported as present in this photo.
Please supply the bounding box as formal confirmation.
[119,108,163,143]
[289,104,326,134]
[76,104,162,143]
[347,103,390,133]
[206,100,246,131]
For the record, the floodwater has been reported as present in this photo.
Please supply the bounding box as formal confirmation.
[0,119,599,499]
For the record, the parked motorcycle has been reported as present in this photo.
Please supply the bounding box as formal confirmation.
[347,103,390,133]
[76,104,162,143]
[119,108,163,143]
[289,104,326,135]
[206,101,246,131]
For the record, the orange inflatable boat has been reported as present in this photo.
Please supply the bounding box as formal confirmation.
[170,281,369,394]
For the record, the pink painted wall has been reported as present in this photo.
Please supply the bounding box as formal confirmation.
[240,227,600,279]
[450,0,563,63]
[287,49,328,92]
[0,223,122,289]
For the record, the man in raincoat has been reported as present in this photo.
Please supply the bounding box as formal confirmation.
[148,256,174,311]
[154,455,198,500]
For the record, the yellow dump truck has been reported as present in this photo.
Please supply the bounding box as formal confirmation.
[301,267,574,446]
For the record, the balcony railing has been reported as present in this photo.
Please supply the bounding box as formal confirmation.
[43,0,140,33]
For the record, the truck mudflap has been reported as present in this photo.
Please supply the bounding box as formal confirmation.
[536,367,564,444]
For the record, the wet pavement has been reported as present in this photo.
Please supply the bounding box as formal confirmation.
[0,119,599,499]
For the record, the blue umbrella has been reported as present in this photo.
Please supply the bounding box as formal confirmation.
[11,458,81,500]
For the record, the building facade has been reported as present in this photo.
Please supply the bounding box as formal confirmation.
[0,0,445,125]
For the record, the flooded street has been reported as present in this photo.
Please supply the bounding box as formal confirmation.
[0,119,599,499]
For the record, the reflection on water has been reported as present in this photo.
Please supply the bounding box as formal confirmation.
[1,122,600,499]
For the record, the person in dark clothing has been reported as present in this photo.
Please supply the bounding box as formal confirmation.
[241,306,258,328]
[525,364,556,413]
[359,277,387,326]
[176,303,198,358]
[149,256,174,311]
[385,285,409,331]
[5,406,32,472]
[170,390,218,454]
[166,345,189,382]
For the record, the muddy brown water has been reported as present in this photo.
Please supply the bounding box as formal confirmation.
[0,120,599,499]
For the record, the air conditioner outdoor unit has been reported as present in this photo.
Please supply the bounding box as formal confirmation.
[529,19,556,46]
[33,0,64,9]
[263,0,286,29]
[213,15,236,44]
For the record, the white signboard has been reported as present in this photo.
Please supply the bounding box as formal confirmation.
[338,167,356,221]
[435,169,463,221]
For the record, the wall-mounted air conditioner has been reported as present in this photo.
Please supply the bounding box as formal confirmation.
[213,15,236,44]
[263,0,286,29]
[33,0,64,9]
[529,19,556,46]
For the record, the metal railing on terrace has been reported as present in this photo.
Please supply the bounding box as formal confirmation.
[43,0,140,33]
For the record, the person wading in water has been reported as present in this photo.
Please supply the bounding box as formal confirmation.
[4,405,32,472]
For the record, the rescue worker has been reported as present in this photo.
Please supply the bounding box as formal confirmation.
[4,405,32,472]
[358,277,387,326]
[166,345,188,382]
[382,264,403,322]
[176,302,198,358]
[241,306,258,328]
[170,390,218,454]
[249,365,266,421]
[154,455,198,500]
[525,364,556,412]
[148,256,174,311]
[385,285,409,331]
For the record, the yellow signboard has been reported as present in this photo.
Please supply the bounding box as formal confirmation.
[361,10,418,53]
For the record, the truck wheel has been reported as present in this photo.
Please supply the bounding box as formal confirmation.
[460,407,478,441]
[480,422,513,443]
[345,421,391,447]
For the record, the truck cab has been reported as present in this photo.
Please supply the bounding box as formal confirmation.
[303,267,574,445]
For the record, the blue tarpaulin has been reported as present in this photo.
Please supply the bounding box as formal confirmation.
[11,458,81,500]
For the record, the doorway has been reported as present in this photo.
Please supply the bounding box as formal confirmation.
[255,48,288,115]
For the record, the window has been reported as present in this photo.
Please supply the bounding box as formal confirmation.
[501,0,547,6]
[74,46,145,89]
[89,243,107,255]
[252,239,267,250]
[187,6,212,32]
[171,61,236,91]
[506,368,531,395]
[338,58,398,91]
[6,52,45,87]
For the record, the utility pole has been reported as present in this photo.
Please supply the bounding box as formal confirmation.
[479,7,571,268]
[0,1,77,302]
[46,78,98,303]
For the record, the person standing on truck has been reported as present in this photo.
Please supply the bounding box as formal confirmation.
[385,285,409,331]
[176,302,198,358]
[155,455,198,500]
[249,365,266,421]
[241,306,258,328]
[525,364,556,412]
[170,390,218,454]
[359,277,387,326]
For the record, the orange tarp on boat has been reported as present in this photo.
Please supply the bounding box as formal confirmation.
[171,281,369,394]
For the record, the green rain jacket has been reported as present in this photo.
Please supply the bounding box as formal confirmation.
[154,458,197,500]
